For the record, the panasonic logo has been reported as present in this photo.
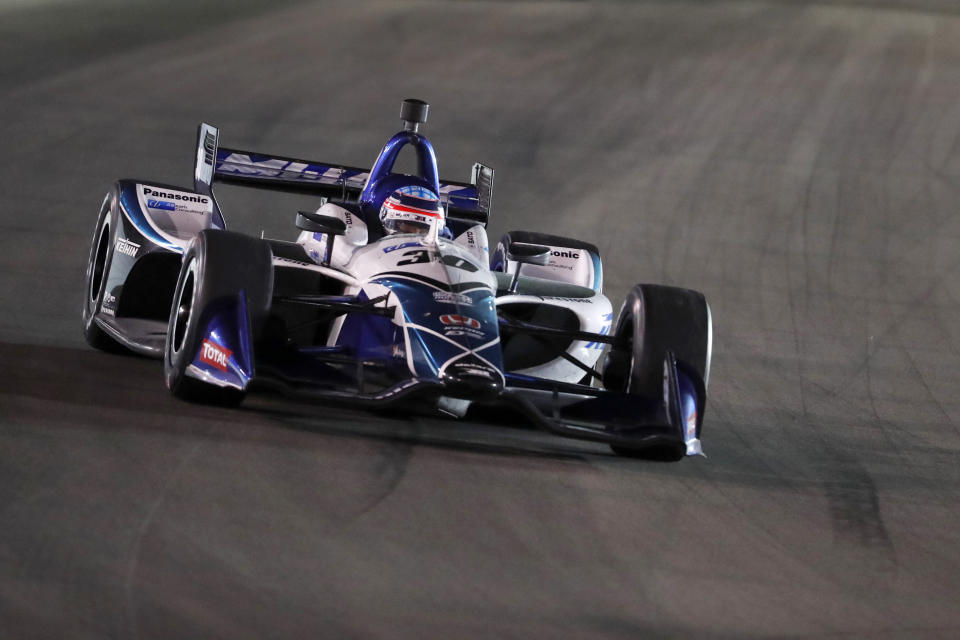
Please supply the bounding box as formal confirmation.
[552,250,580,259]
[143,187,210,204]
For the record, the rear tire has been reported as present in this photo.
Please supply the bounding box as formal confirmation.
[82,192,125,352]
[164,229,273,406]
[604,284,711,459]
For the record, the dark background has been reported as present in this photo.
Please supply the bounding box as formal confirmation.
[1,1,959,637]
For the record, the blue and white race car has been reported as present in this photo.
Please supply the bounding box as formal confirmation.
[82,99,712,460]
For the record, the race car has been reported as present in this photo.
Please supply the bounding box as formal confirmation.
[82,99,712,460]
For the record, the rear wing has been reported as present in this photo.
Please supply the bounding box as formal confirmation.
[193,123,493,226]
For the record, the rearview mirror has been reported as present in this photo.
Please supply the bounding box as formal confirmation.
[506,241,551,293]
[507,241,550,266]
[296,211,347,235]
[296,211,347,267]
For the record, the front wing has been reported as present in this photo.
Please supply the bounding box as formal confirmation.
[239,344,701,456]
[178,283,701,455]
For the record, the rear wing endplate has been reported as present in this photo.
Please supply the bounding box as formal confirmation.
[193,123,226,228]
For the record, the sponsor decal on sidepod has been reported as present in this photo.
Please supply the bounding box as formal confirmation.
[142,187,209,205]
[147,199,176,211]
[542,296,592,304]
[115,238,140,257]
[141,186,211,215]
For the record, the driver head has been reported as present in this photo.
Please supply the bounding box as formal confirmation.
[379,186,444,237]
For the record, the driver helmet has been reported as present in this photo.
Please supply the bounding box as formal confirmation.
[379,185,444,235]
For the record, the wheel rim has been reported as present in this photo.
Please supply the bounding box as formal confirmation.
[89,222,110,305]
[172,259,197,354]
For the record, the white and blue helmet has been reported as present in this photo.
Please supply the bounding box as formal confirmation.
[379,185,444,235]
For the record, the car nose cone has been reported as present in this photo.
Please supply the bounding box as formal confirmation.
[441,359,504,401]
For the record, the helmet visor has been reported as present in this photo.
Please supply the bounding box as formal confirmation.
[380,189,443,235]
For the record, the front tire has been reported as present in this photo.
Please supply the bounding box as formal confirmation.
[82,192,125,352]
[604,284,711,460]
[163,230,273,406]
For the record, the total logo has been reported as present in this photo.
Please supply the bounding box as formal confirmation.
[439,314,480,329]
[200,339,232,372]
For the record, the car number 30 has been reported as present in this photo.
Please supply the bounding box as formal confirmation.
[396,250,479,273]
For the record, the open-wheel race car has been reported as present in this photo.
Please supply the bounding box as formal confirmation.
[82,99,712,460]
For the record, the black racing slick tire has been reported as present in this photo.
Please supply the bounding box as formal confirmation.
[82,191,125,352]
[603,284,712,460]
[164,229,273,406]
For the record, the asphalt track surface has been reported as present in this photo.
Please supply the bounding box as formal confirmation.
[2,1,960,638]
